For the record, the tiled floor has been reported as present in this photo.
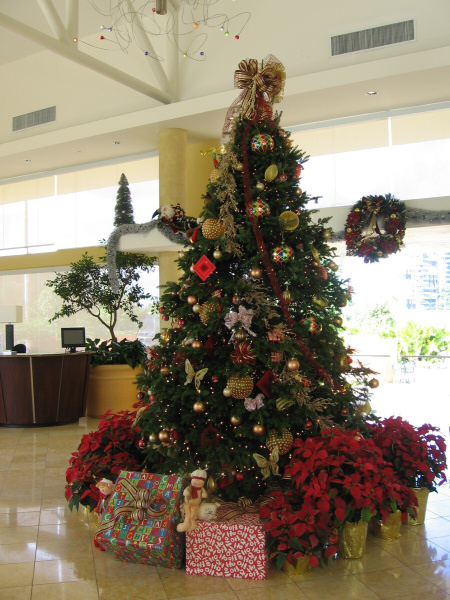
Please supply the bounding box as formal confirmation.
[1,419,450,600]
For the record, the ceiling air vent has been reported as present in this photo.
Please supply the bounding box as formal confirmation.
[331,20,414,56]
[12,106,56,132]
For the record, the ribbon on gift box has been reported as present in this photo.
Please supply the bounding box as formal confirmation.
[217,496,270,521]
[95,478,169,543]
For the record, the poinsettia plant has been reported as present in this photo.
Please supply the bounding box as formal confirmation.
[369,416,447,492]
[261,429,417,569]
[65,407,144,512]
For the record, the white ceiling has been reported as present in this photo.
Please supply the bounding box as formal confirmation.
[0,0,449,183]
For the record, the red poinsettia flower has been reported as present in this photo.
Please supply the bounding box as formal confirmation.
[261,428,418,570]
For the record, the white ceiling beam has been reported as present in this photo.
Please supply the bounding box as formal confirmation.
[0,11,174,104]
[65,0,78,44]
[36,0,71,42]
[125,0,173,96]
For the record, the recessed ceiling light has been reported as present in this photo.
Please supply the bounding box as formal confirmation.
[24,158,32,162]
[366,90,378,96]
[112,141,121,145]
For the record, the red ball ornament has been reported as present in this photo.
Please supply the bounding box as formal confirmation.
[295,164,302,178]
[138,439,146,449]
[178,318,185,327]
[305,420,312,430]
[236,473,244,481]
[159,307,165,313]
[162,314,169,321]
[149,394,157,402]
[277,173,288,182]
[136,392,145,401]
[341,408,349,416]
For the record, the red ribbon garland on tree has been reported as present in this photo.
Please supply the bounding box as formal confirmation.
[241,123,333,386]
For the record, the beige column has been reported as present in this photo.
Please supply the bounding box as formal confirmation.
[158,129,187,330]
[157,130,220,330]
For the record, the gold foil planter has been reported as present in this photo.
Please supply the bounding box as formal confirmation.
[338,520,368,559]
[371,510,402,539]
[282,556,311,576]
[407,487,430,525]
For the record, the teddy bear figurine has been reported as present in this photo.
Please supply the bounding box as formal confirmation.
[177,469,208,533]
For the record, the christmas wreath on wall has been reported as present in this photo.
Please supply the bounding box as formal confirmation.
[345,194,407,263]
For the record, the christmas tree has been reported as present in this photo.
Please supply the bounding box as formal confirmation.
[114,173,134,226]
[136,56,374,501]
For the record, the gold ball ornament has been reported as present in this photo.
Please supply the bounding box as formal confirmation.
[296,187,303,195]
[189,264,195,273]
[161,331,171,344]
[193,400,205,413]
[250,267,262,279]
[253,424,265,436]
[234,328,246,342]
[158,430,170,443]
[148,433,157,443]
[230,415,242,426]
[235,162,244,171]
[191,339,203,349]
[368,378,379,389]
[199,300,221,325]
[213,248,222,259]
[264,163,279,182]
[278,211,300,231]
[160,366,170,376]
[328,261,339,272]
[266,428,294,455]
[192,303,201,313]
[322,229,332,240]
[210,168,220,183]
[202,218,226,240]
[187,295,198,306]
[287,358,300,371]
[337,296,348,308]
[227,375,254,399]
[333,316,344,327]
[223,386,232,397]
[178,250,185,259]
[312,295,329,309]
[255,181,265,191]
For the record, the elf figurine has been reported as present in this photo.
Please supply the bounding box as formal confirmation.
[94,478,114,525]
[177,469,208,532]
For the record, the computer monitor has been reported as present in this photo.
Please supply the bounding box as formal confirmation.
[61,327,86,353]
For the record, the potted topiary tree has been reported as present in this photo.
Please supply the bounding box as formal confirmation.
[46,248,156,417]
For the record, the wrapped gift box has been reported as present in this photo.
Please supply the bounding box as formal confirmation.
[185,503,268,579]
[94,470,186,568]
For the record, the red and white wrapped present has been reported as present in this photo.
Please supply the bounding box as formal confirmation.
[185,502,268,579]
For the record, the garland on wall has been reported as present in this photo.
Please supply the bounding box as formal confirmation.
[344,194,407,263]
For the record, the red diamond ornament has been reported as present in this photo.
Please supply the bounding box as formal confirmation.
[193,255,216,281]
[256,370,276,397]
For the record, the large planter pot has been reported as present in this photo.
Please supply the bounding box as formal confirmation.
[282,556,311,576]
[371,510,402,540]
[86,364,142,417]
[338,520,368,559]
[407,487,430,525]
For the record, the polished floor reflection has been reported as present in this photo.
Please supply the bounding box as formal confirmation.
[1,419,450,600]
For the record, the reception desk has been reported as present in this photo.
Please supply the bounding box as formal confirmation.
[0,353,91,426]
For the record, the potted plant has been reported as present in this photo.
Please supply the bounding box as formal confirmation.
[46,248,156,416]
[369,416,447,524]
[261,429,417,567]
[65,407,143,513]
